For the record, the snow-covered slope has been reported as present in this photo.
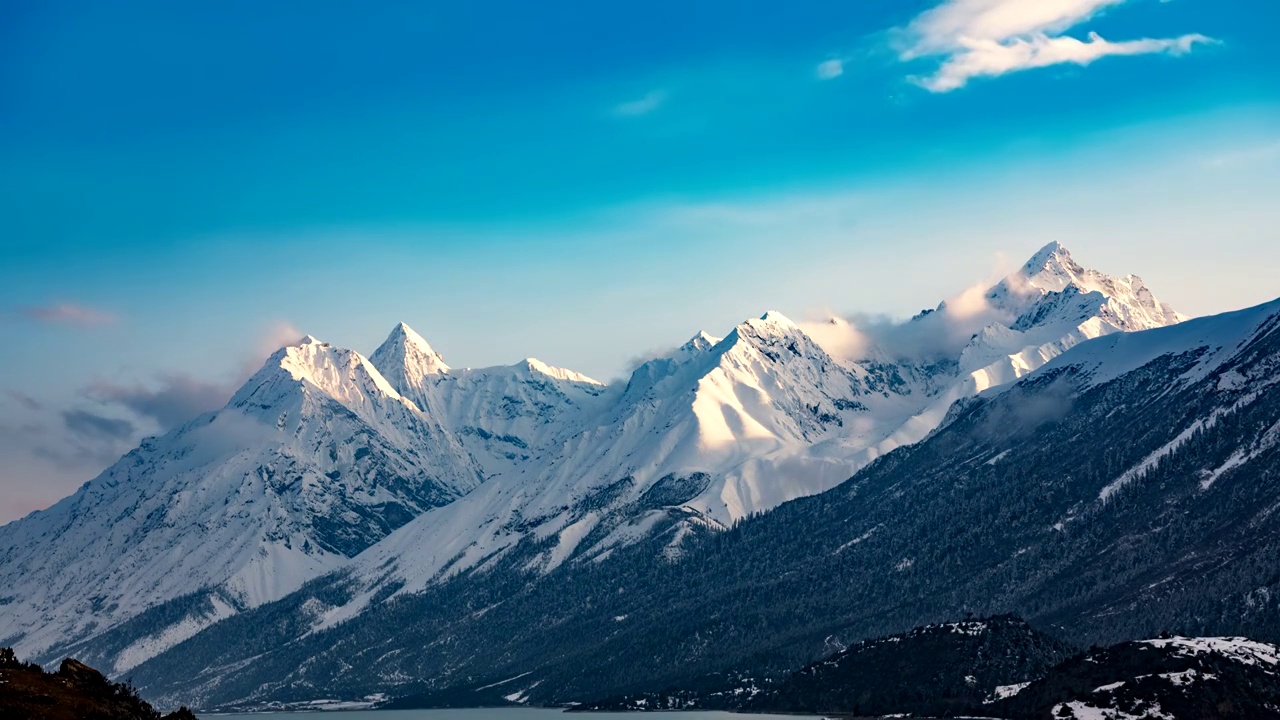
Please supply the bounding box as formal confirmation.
[333,310,879,609]
[0,337,482,672]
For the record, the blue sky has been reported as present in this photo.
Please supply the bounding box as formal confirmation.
[2,0,1279,520]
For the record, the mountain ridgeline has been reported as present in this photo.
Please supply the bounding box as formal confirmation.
[2,243,1279,714]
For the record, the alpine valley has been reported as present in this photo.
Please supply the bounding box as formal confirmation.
[4,243,1280,715]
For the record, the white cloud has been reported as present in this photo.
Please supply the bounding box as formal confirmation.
[613,89,667,117]
[798,270,1017,364]
[899,0,1213,92]
[816,59,845,80]
[920,31,1210,92]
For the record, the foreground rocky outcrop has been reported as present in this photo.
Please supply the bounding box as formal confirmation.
[0,648,195,720]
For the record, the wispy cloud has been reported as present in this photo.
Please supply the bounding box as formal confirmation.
[61,409,135,441]
[17,302,118,327]
[6,391,42,412]
[798,258,1020,363]
[0,320,306,523]
[899,0,1213,92]
[816,59,845,80]
[89,374,231,430]
[613,89,667,117]
[86,320,303,431]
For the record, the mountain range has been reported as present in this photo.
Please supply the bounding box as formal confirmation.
[4,242,1277,713]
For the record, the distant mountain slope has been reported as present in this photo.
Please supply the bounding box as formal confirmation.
[128,294,1280,711]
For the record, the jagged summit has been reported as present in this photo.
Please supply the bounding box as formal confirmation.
[756,309,798,326]
[725,310,804,351]
[387,322,441,356]
[373,322,450,375]
[1021,240,1080,276]
[234,333,407,413]
[368,323,451,416]
[680,331,722,355]
[980,243,1183,331]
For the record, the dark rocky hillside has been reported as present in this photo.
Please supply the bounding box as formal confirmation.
[991,635,1280,719]
[575,615,1073,715]
[743,615,1073,717]
[0,647,195,720]
[576,629,1280,720]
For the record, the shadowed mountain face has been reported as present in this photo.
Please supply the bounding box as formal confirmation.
[119,296,1280,711]
[0,647,196,720]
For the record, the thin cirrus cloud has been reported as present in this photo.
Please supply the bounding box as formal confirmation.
[85,320,303,431]
[816,59,845,80]
[61,408,136,442]
[897,0,1213,92]
[613,89,668,117]
[88,374,234,431]
[17,301,118,327]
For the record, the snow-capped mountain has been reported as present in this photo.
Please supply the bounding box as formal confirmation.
[120,288,1280,712]
[0,243,1187,680]
[126,291,1280,712]
[0,337,482,672]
